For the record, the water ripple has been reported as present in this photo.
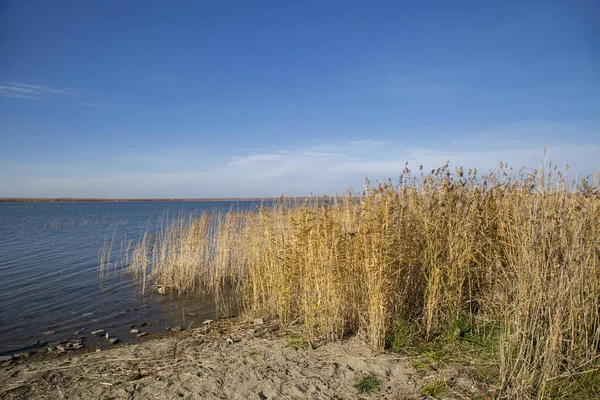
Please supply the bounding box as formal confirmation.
[0,201,250,355]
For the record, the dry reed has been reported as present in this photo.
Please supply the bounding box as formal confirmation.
[108,159,599,399]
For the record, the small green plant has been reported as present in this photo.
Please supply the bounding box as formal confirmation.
[285,333,307,349]
[354,374,381,393]
[437,316,502,370]
[543,370,600,400]
[442,314,474,344]
[411,359,430,370]
[419,348,453,366]
[248,348,261,356]
[420,378,446,398]
[386,320,415,353]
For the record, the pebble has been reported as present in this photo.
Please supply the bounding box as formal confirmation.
[130,329,139,334]
[253,318,264,325]
[108,338,119,345]
[136,332,148,338]
[91,329,105,336]
[171,326,183,332]
[44,337,85,353]
[105,333,110,340]
[202,319,213,325]
[226,338,234,345]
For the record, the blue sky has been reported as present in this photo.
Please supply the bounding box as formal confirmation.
[1,0,598,197]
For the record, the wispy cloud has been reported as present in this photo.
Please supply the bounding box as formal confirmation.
[228,154,282,166]
[0,82,83,100]
[0,84,41,99]
[1,121,598,197]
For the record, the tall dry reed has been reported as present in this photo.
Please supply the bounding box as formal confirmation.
[119,160,599,398]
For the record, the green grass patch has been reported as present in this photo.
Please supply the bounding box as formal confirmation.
[420,378,446,398]
[411,359,430,370]
[543,370,600,400]
[285,333,308,349]
[418,348,453,366]
[354,374,381,393]
[386,319,415,353]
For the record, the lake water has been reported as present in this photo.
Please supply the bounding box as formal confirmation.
[0,201,265,356]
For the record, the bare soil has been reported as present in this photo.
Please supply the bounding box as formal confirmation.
[0,318,496,399]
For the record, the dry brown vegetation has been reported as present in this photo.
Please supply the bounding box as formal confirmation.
[102,159,600,399]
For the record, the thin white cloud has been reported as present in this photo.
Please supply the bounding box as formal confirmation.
[228,154,282,166]
[300,151,343,157]
[2,120,598,197]
[0,85,41,95]
[0,82,82,100]
[0,90,39,100]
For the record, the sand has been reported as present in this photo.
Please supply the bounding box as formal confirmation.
[0,318,495,399]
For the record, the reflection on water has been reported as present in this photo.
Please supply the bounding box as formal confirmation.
[0,201,260,356]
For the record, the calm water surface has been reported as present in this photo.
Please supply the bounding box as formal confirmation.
[0,201,264,356]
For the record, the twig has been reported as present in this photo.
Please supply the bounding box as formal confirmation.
[25,357,163,374]
[56,384,65,399]
[0,384,29,395]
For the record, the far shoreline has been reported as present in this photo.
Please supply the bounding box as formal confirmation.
[0,197,313,203]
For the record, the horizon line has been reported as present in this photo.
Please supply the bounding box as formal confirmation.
[0,196,320,203]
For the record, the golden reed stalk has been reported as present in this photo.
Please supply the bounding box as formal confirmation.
[111,160,599,399]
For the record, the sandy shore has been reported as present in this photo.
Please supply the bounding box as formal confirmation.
[0,318,495,399]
